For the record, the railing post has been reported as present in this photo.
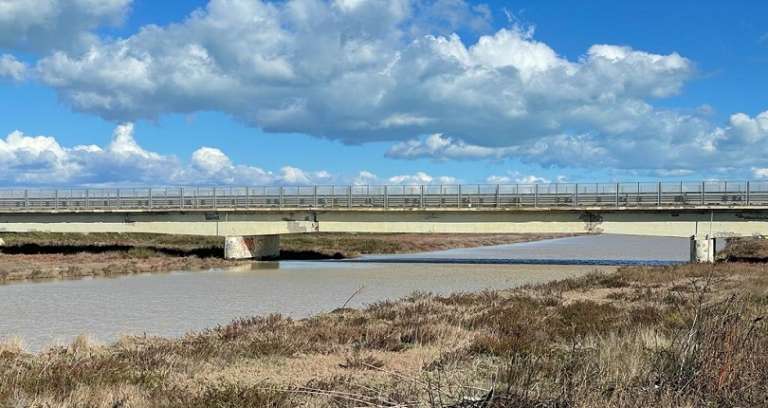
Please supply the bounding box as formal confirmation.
[116,188,121,209]
[348,185,352,208]
[420,185,425,208]
[534,184,538,208]
[574,183,579,206]
[657,182,662,206]
[747,181,751,206]
[279,186,283,208]
[701,181,705,205]
[212,187,216,210]
[516,184,520,207]
[458,185,462,208]
[495,184,500,208]
[148,188,152,210]
[85,189,89,210]
[54,189,59,210]
[384,185,389,209]
[313,185,318,207]
[615,183,620,207]
[680,181,684,204]
[23,189,28,209]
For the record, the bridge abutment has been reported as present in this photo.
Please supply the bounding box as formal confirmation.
[224,235,280,260]
[690,235,716,263]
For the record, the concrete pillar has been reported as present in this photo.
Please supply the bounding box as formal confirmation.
[690,235,716,263]
[224,235,280,260]
[0,238,4,247]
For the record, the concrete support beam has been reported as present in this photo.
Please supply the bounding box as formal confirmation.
[224,235,280,260]
[690,235,716,263]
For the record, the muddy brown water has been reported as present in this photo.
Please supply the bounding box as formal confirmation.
[0,234,697,351]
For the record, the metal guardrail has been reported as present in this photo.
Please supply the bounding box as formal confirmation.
[0,181,767,211]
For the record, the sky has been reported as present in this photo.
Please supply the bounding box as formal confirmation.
[0,0,766,187]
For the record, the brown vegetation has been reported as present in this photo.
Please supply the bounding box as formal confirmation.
[1,261,766,407]
[719,235,768,262]
[0,232,567,283]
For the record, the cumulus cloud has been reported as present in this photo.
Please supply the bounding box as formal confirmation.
[33,0,699,149]
[0,0,132,53]
[0,124,333,186]
[0,54,27,81]
[0,0,763,176]
[388,171,457,185]
[485,172,552,184]
[350,170,456,185]
[387,133,514,160]
[0,124,465,186]
[753,168,768,179]
[727,111,768,144]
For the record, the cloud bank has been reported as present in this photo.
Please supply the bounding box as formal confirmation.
[0,0,765,177]
[0,124,458,186]
[0,0,132,53]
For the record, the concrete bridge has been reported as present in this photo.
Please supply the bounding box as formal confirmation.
[2,181,768,262]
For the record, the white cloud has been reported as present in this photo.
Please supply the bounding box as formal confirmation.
[727,111,768,144]
[387,133,514,160]
[347,170,457,185]
[485,172,550,184]
[0,54,27,81]
[753,168,768,179]
[0,0,132,53]
[352,170,379,185]
[31,1,701,153]
[0,124,333,186]
[0,124,476,187]
[0,0,763,175]
[191,147,233,173]
[388,171,456,185]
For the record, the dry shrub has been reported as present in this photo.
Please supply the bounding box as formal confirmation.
[651,295,768,405]
[0,337,25,357]
[339,351,385,370]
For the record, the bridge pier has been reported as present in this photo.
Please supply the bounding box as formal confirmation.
[690,235,716,263]
[224,235,280,260]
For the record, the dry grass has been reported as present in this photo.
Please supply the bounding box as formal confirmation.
[1,260,767,407]
[719,235,768,262]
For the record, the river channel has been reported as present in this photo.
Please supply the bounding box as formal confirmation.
[0,234,697,351]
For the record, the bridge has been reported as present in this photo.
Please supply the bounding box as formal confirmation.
[2,181,768,262]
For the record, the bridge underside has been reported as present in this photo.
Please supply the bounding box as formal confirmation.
[1,207,767,238]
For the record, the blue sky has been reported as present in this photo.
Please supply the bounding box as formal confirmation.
[0,0,766,186]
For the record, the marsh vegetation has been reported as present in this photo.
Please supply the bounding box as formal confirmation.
[1,260,766,407]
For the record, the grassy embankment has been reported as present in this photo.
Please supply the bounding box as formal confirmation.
[0,232,571,282]
[0,239,767,406]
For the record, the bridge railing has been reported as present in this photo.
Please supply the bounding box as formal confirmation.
[1,181,768,211]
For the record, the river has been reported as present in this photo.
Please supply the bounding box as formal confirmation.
[0,234,697,351]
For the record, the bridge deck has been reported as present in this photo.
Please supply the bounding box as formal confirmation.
[1,181,766,212]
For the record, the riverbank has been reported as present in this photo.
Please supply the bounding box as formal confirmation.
[0,232,571,283]
[1,260,765,407]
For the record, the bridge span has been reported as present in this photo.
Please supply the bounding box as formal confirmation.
[2,181,768,262]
